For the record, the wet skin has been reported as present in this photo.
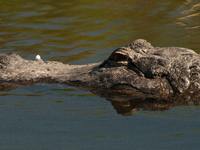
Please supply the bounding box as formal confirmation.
[0,39,200,97]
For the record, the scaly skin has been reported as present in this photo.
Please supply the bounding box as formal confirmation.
[0,39,200,97]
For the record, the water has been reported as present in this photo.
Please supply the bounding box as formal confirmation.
[0,0,200,149]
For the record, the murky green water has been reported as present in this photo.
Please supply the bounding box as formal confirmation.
[0,0,200,149]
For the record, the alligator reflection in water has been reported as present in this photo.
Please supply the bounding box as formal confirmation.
[91,89,200,116]
[0,82,199,116]
[110,95,200,116]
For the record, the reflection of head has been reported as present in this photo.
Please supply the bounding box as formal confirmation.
[110,101,139,116]
[108,96,196,116]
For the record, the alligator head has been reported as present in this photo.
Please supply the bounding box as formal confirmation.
[0,39,200,97]
[88,39,200,96]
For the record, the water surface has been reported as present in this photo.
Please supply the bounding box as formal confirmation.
[0,0,200,149]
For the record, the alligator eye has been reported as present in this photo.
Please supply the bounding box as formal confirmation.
[109,53,128,61]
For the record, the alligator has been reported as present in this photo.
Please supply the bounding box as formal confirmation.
[0,39,200,99]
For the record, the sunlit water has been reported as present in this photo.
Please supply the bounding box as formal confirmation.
[0,0,200,149]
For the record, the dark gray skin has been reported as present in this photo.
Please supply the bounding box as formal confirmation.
[0,39,200,98]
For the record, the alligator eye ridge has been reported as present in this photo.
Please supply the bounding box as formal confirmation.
[109,53,128,62]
